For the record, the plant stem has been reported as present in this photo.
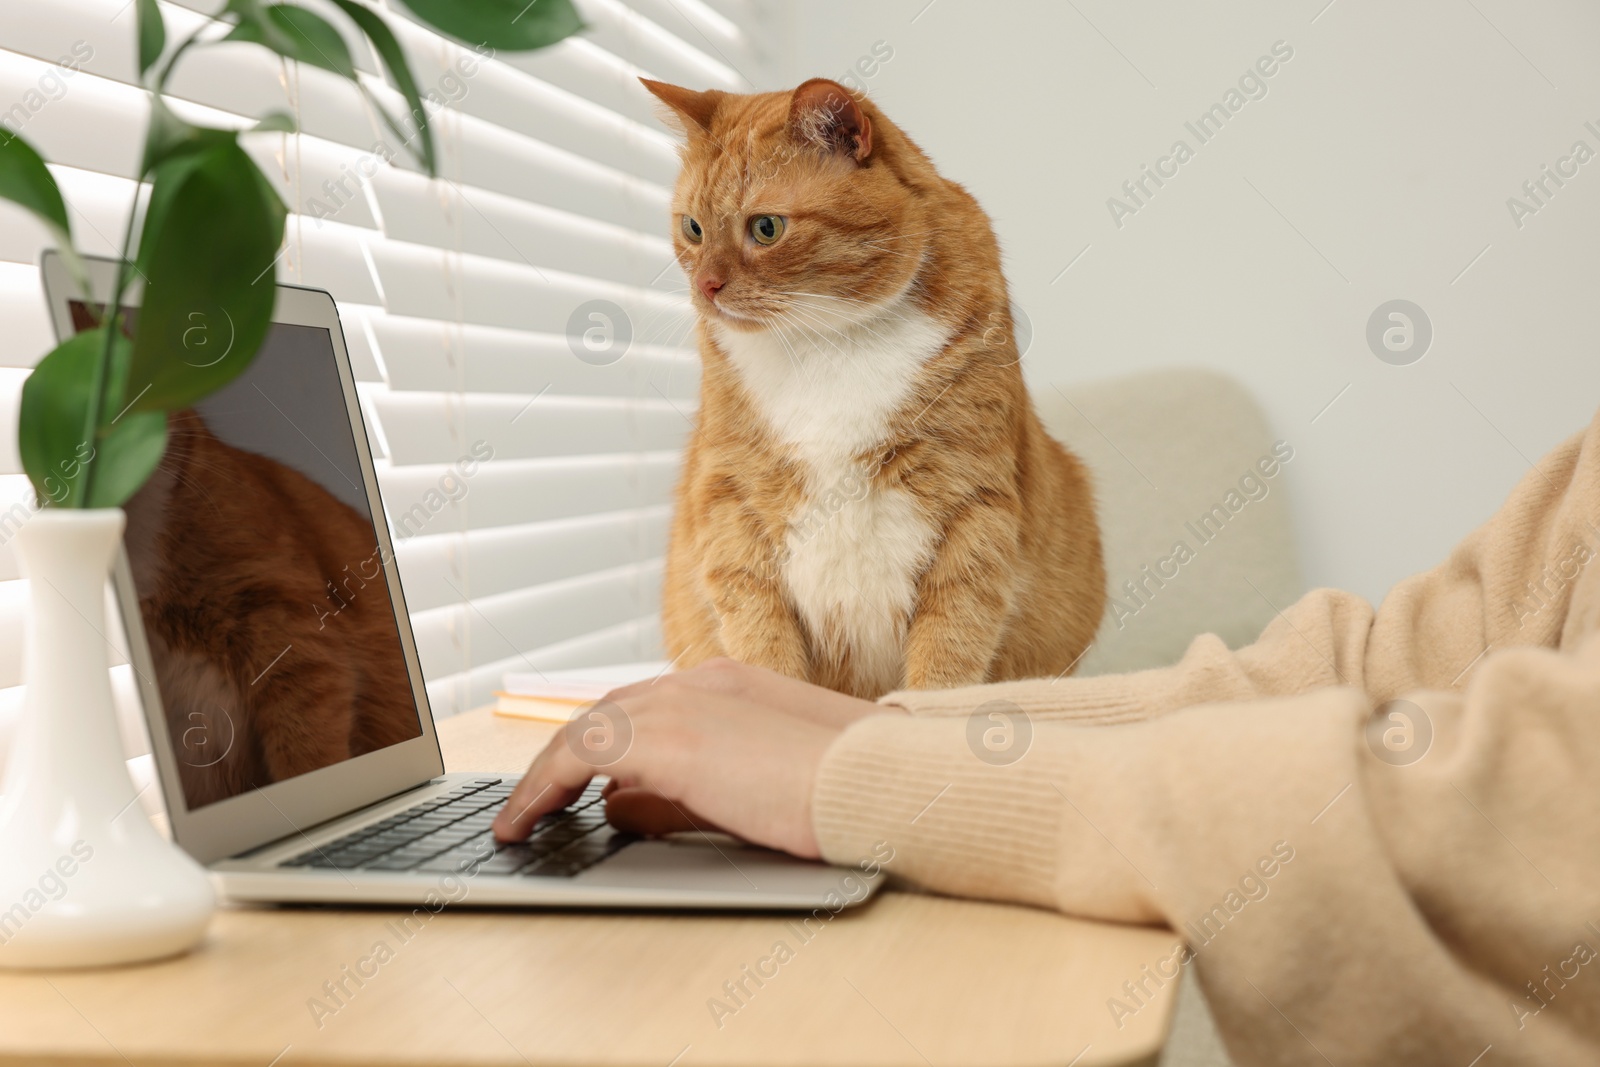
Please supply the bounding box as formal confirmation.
[77,159,148,508]
[156,23,211,93]
[77,22,216,508]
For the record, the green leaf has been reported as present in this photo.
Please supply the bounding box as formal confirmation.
[0,132,91,296]
[136,0,166,76]
[127,140,286,415]
[252,110,299,134]
[19,329,168,509]
[141,98,234,175]
[393,0,582,51]
[227,4,357,79]
[0,132,71,241]
[328,0,436,176]
[134,117,221,282]
[88,411,168,508]
[20,331,104,508]
[358,82,426,172]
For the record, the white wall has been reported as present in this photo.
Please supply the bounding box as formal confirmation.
[782,0,1600,606]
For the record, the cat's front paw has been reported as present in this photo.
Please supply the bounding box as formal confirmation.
[718,628,810,685]
[900,664,987,693]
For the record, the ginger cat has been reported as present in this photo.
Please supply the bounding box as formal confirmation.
[123,410,421,808]
[649,77,1106,700]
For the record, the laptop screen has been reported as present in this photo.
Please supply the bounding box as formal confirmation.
[69,302,424,810]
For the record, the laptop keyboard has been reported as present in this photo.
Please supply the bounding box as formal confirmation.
[279,778,631,878]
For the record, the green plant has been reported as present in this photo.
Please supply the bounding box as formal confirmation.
[0,0,581,508]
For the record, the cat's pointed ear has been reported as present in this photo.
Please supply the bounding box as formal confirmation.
[641,78,725,135]
[788,78,873,163]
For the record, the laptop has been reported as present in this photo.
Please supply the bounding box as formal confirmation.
[39,251,879,911]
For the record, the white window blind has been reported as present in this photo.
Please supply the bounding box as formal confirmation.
[0,0,773,776]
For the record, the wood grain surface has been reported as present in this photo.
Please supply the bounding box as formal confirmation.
[0,709,1179,1066]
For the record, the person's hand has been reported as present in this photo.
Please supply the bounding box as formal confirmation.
[597,657,892,730]
[489,659,887,858]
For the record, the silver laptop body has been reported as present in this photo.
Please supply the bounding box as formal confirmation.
[40,251,879,911]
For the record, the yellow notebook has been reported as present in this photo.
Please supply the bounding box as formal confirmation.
[491,691,598,723]
[491,663,670,723]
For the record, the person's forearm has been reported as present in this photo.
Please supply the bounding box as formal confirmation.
[882,420,1600,725]
[815,633,1600,1064]
[875,585,1375,722]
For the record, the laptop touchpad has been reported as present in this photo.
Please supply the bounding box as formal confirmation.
[580,838,864,898]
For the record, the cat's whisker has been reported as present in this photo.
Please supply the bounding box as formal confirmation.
[778,307,855,369]
[772,287,871,305]
[160,465,227,514]
[775,305,878,348]
[635,300,693,334]
[775,294,866,344]
[777,295,912,351]
[774,316,851,375]
[635,305,698,349]
[779,292,891,320]
[782,287,915,318]
[772,306,849,376]
[768,308,844,371]
[782,289,921,327]
[766,322,812,381]
[779,310,845,353]
[772,290,901,327]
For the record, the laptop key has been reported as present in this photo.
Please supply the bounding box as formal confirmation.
[404,833,463,858]
[359,837,413,852]
[364,851,434,871]
[307,853,355,869]
[536,825,586,848]
[517,828,627,879]
[523,853,583,878]
[278,780,617,870]
[472,848,538,876]
[415,853,482,874]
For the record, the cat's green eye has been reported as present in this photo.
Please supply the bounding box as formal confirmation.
[682,216,703,244]
[749,215,786,246]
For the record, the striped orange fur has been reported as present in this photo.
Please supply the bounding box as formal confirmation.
[649,77,1105,699]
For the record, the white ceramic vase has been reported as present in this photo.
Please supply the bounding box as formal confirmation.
[0,508,214,969]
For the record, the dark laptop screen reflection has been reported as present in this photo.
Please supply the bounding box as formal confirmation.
[69,302,423,810]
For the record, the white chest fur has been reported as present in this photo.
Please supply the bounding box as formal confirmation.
[712,300,951,692]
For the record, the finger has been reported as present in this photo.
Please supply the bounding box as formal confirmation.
[494,777,585,842]
[492,736,596,842]
[603,787,728,837]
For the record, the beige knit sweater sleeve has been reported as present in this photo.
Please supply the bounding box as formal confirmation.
[811,412,1600,1066]
[861,418,1597,727]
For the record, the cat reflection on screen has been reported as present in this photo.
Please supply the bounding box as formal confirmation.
[123,410,421,808]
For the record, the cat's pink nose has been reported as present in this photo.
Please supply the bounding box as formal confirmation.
[698,275,725,302]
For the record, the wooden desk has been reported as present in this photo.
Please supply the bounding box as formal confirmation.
[0,710,1180,1066]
